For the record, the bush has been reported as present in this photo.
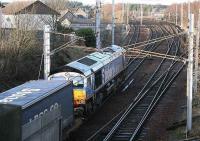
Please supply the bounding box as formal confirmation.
[57,21,74,34]
[75,28,96,47]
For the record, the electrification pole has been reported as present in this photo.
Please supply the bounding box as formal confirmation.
[112,0,115,45]
[140,4,143,26]
[121,0,125,32]
[43,25,51,80]
[0,7,2,28]
[188,0,191,20]
[181,3,183,28]
[169,13,171,22]
[175,3,178,25]
[122,0,124,25]
[126,1,129,25]
[194,10,200,95]
[96,0,101,50]
[187,14,194,132]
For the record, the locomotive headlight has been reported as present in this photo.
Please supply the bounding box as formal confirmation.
[73,89,86,105]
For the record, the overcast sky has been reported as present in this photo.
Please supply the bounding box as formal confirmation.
[69,0,194,5]
[1,0,196,5]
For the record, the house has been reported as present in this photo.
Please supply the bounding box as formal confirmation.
[59,8,95,30]
[59,12,95,30]
[1,0,60,30]
[69,18,95,30]
[0,4,3,28]
[71,7,88,19]
[0,2,6,8]
[59,9,75,27]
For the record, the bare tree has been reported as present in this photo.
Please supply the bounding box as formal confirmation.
[43,0,68,11]
[166,1,200,28]
[0,4,42,91]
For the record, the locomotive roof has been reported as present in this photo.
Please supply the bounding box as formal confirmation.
[66,45,125,76]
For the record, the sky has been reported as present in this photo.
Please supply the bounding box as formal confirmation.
[0,0,196,5]
[69,0,195,5]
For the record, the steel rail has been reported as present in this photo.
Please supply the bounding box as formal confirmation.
[103,24,183,141]
[130,32,182,141]
[86,23,183,141]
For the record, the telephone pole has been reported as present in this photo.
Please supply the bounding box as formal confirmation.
[44,25,51,80]
[194,10,200,95]
[112,0,115,45]
[140,4,143,26]
[187,14,194,132]
[96,0,101,50]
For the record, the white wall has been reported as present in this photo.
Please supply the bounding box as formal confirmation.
[70,23,95,31]
[61,19,71,27]
[0,8,2,28]
[2,14,56,30]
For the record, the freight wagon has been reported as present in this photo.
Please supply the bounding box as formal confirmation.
[0,80,74,141]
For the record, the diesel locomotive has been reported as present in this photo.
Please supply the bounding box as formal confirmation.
[49,45,126,114]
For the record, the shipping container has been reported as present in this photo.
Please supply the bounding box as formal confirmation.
[0,80,74,140]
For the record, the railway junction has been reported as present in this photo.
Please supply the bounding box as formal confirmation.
[70,21,188,141]
[0,1,200,141]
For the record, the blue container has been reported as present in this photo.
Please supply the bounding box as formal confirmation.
[0,80,74,128]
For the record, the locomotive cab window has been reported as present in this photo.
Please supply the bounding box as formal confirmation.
[95,70,102,89]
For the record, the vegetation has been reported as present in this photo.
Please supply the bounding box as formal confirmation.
[57,21,74,34]
[0,28,41,91]
[75,28,96,47]
[43,0,68,11]
[0,28,87,92]
[66,1,83,8]
[165,1,200,28]
[0,23,86,92]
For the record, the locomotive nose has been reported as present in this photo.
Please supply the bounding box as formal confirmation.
[73,89,86,106]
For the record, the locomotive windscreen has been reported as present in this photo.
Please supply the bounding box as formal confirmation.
[50,65,84,75]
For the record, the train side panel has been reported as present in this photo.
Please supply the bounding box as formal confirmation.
[103,55,124,84]
[0,80,74,128]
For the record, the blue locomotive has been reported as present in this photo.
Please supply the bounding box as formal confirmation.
[49,45,126,113]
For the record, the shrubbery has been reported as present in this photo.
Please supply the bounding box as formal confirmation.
[57,21,74,34]
[75,28,96,47]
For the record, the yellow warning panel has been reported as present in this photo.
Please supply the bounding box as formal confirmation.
[73,89,86,105]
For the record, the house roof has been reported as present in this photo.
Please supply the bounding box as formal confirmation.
[70,18,95,24]
[0,2,5,8]
[59,9,74,18]
[70,8,80,13]
[2,0,60,15]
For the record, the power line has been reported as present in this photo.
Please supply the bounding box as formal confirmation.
[126,48,186,62]
[123,31,186,49]
[50,38,80,55]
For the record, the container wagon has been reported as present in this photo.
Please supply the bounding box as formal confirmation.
[0,80,74,141]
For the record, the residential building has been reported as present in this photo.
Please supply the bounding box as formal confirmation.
[1,0,60,30]
[59,8,95,30]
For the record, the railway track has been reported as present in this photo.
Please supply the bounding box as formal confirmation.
[86,23,185,141]
[121,24,164,90]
